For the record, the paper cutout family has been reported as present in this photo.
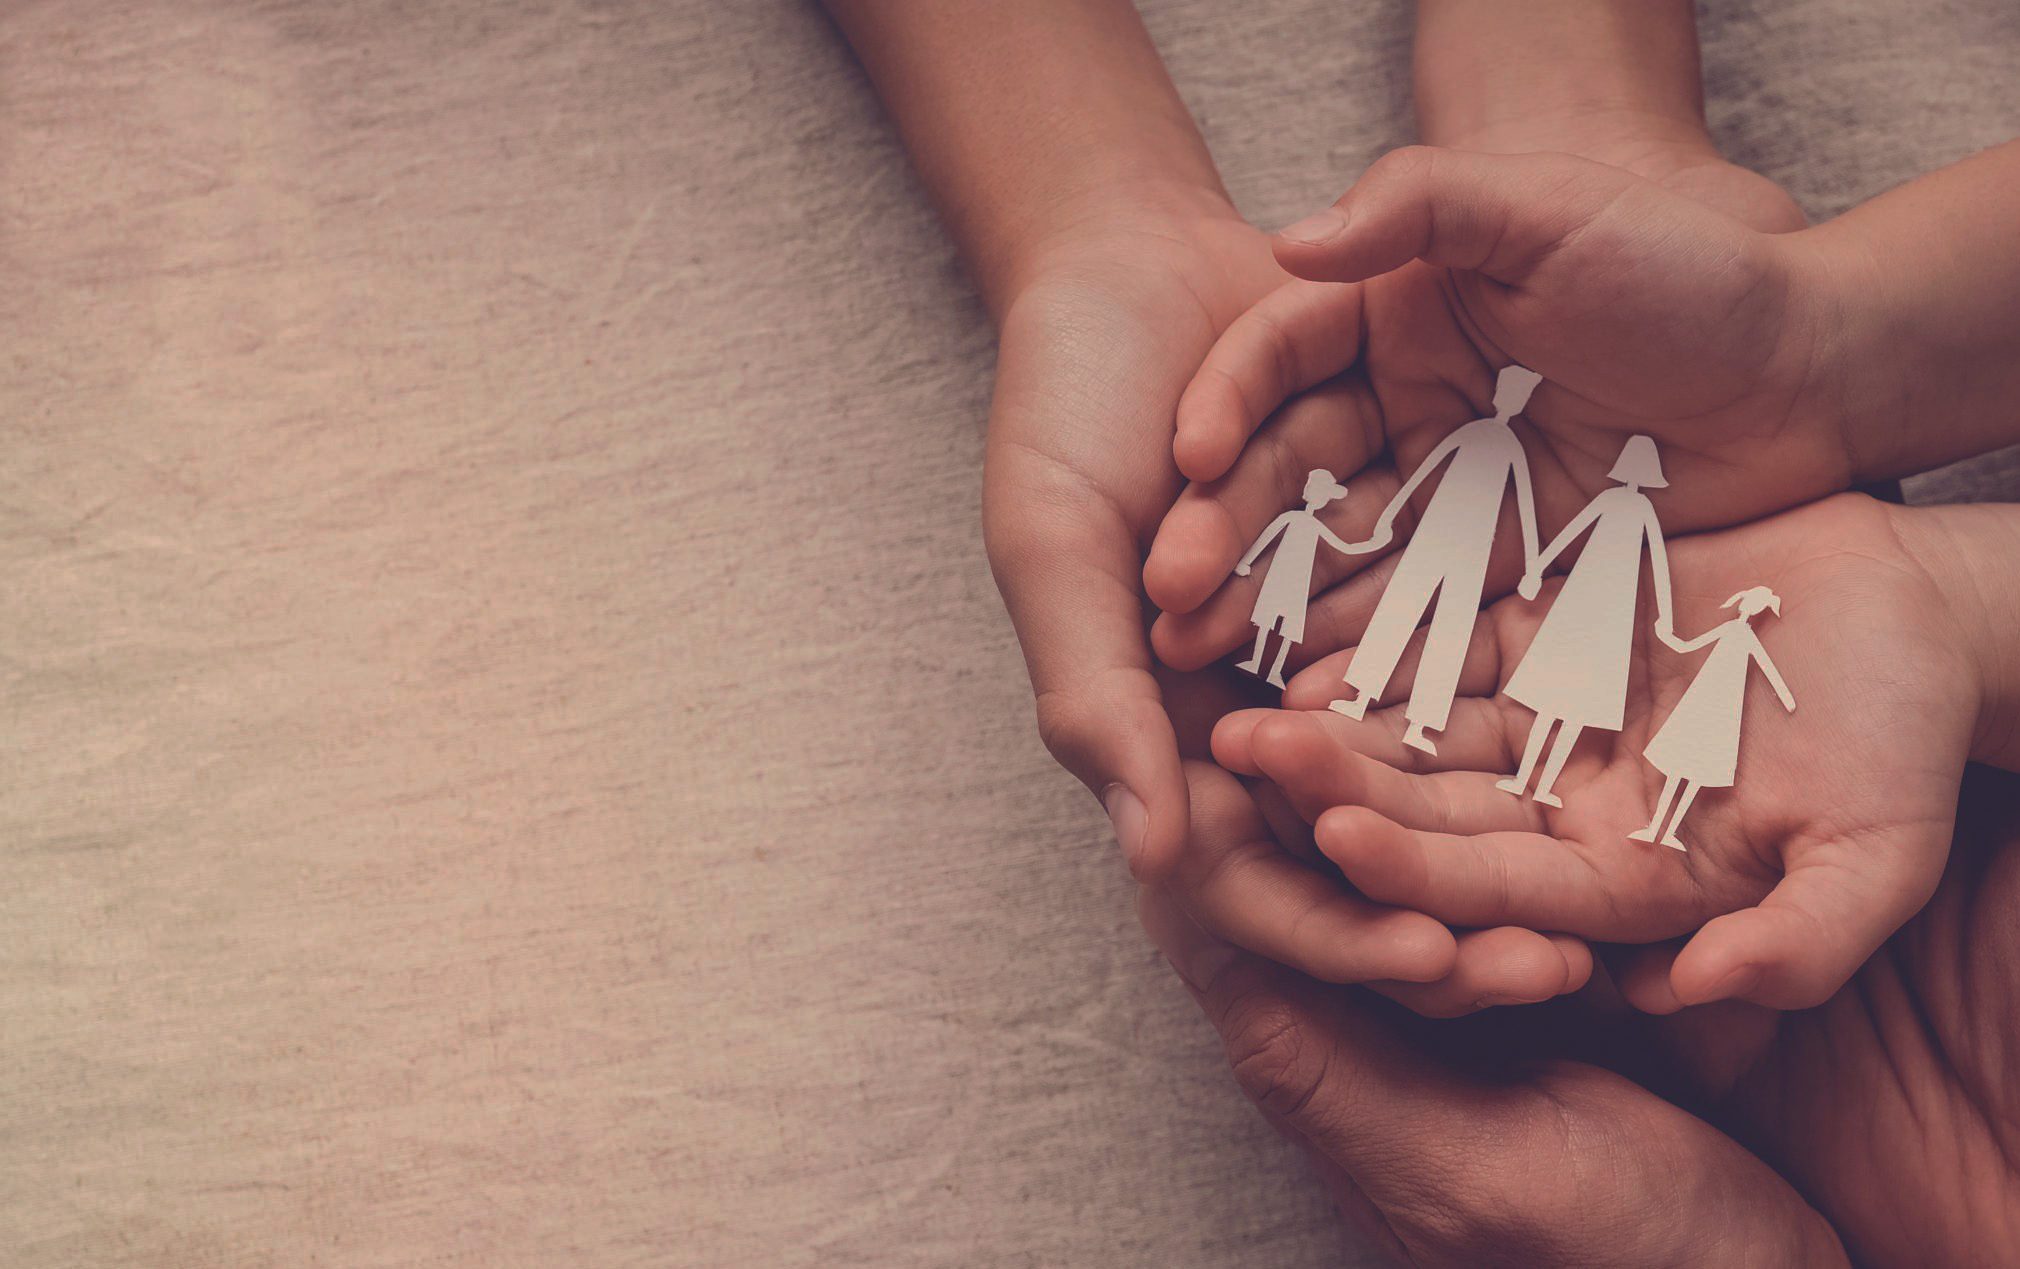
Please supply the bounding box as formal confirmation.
[1236,367,1795,851]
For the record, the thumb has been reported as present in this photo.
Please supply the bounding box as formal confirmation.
[1271,146,1651,286]
[1669,831,1948,1010]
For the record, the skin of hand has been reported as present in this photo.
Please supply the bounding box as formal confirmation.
[1212,495,1995,1011]
[1139,884,1849,1265]
[1158,758,1596,1018]
[1141,762,2020,1266]
[1144,143,1852,676]
[982,199,1304,879]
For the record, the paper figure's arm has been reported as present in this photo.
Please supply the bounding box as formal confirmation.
[1316,522,1387,556]
[1753,638,1798,713]
[1530,498,1602,575]
[1376,433,1463,532]
[1507,434,1543,567]
[1518,498,1602,601]
[1237,513,1296,575]
[1662,626,1721,654]
[1642,502,1677,637]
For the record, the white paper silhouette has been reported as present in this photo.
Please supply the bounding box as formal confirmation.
[1235,469,1379,688]
[1630,586,1796,850]
[1496,434,1675,808]
[1329,366,1542,754]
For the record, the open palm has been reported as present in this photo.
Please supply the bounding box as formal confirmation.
[1213,494,1980,1008]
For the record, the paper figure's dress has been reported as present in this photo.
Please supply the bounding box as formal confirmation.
[1250,512,1325,641]
[1342,418,1526,731]
[1502,486,1655,731]
[1642,620,1760,787]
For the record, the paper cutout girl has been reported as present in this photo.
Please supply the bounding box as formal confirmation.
[1330,366,1542,755]
[1234,468,1377,688]
[1632,585,1796,849]
[1496,435,1676,807]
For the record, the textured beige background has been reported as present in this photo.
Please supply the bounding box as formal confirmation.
[1,1,2014,1265]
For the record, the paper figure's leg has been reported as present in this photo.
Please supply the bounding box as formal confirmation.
[1332,562,1442,719]
[1329,689,1369,720]
[1629,775,1681,843]
[1236,624,1271,675]
[1402,568,1481,740]
[1265,635,1294,689]
[1659,781,1702,851]
[1401,720,1437,756]
[1532,723,1584,809]
[1496,715,1555,798]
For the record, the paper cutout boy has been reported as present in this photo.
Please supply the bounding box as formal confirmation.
[1234,468,1379,688]
[1329,366,1542,755]
[1632,585,1796,849]
[1496,434,1677,807]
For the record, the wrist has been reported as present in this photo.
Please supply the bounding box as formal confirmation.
[992,177,1247,315]
[1415,0,1711,159]
[1433,108,1718,174]
[1891,503,2020,770]
[1783,223,1925,486]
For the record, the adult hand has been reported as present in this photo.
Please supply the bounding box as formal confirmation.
[1141,762,2020,1265]
[1137,884,1846,1265]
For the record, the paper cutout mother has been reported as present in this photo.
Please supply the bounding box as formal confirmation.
[1497,434,1676,808]
[1632,585,1796,849]
[1330,366,1542,755]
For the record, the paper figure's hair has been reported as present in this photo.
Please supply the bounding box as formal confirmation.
[1492,366,1542,419]
[1723,585,1781,618]
[1607,435,1667,489]
[1302,468,1348,505]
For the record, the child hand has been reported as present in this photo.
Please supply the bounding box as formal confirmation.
[1211,496,1995,1011]
[1145,147,1854,672]
[1162,757,1594,1018]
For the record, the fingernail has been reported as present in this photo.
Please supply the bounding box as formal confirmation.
[1276,207,1349,246]
[1474,992,1546,1009]
[1702,963,1762,1004]
[1103,784,1148,873]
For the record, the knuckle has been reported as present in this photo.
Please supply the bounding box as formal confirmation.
[1474,847,1514,923]
[1365,144,1439,190]
[982,441,1130,575]
[1221,995,1333,1122]
[1243,308,1301,398]
[1031,672,1160,774]
[1033,688,1098,768]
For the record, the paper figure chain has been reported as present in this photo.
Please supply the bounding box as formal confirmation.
[1233,366,1796,850]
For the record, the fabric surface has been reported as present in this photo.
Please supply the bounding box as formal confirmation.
[2,1,2014,1265]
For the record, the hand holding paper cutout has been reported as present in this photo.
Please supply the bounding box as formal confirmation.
[1144,147,1852,680]
[1213,495,1986,1011]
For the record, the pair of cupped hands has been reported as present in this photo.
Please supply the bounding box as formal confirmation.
[986,134,2013,1262]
